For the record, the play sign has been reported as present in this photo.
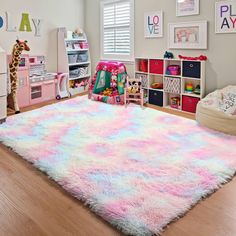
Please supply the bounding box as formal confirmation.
[216,1,236,33]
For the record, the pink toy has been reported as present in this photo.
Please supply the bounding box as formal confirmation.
[166,65,181,76]
[179,55,208,61]
[88,61,127,105]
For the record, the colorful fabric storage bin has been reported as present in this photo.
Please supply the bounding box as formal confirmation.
[182,95,200,113]
[166,65,181,76]
[149,59,164,75]
[79,42,89,49]
[164,77,181,94]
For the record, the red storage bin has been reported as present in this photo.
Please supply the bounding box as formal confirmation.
[139,59,148,72]
[182,95,200,113]
[150,59,164,75]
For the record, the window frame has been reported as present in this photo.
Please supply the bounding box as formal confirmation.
[100,0,134,62]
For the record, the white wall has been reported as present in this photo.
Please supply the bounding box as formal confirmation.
[85,0,236,94]
[0,0,84,71]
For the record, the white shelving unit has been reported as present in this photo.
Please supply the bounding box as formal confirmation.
[57,28,91,96]
[134,57,206,114]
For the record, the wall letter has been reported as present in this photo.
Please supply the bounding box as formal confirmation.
[5,12,17,32]
[230,17,236,28]
[221,5,229,17]
[221,18,230,29]
[19,13,32,32]
[230,5,236,16]
[32,18,42,36]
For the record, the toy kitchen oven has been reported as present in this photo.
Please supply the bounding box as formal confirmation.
[29,56,57,105]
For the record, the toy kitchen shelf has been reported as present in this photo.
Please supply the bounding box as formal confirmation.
[135,57,206,114]
[57,28,91,96]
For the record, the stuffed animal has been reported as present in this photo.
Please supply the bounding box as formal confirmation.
[72,28,84,38]
[164,51,174,59]
[128,81,141,93]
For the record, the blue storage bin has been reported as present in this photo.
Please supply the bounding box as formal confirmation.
[182,61,201,79]
[149,90,163,107]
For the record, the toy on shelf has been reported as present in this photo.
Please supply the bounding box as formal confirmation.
[164,51,174,59]
[194,85,201,95]
[56,73,71,100]
[166,65,181,76]
[170,97,181,109]
[88,61,127,105]
[7,39,30,114]
[125,78,144,108]
[185,83,194,93]
[179,55,208,61]
[151,82,163,89]
[72,28,84,39]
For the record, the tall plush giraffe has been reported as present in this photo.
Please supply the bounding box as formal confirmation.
[7,40,30,114]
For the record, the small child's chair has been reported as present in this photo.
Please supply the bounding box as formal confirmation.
[124,78,144,108]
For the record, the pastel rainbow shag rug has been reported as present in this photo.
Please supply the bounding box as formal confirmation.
[1,96,236,236]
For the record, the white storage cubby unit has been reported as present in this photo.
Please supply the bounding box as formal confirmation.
[135,57,206,114]
[57,28,91,96]
[0,46,7,123]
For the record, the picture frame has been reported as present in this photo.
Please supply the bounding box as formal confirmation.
[168,21,208,49]
[176,0,200,17]
[215,1,236,34]
[144,11,163,38]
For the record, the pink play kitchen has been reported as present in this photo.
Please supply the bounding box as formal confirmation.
[7,55,57,108]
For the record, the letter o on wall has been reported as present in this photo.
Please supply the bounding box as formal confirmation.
[0,16,3,28]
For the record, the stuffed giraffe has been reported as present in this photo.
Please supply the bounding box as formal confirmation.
[7,40,30,114]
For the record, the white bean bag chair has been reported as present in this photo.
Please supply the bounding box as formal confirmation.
[196,86,236,135]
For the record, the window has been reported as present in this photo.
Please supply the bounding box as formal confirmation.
[101,0,134,62]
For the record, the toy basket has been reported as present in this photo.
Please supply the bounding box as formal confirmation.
[166,65,181,76]
[79,67,88,77]
[77,53,88,62]
[79,42,89,49]
[69,68,80,77]
[68,54,78,64]
[164,77,181,94]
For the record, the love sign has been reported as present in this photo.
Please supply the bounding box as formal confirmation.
[144,11,163,38]
[216,1,236,33]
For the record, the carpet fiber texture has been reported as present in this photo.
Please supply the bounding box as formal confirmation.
[1,96,236,236]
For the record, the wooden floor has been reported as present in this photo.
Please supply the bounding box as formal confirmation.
[1,98,236,236]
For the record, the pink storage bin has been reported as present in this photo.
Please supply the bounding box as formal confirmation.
[79,42,89,49]
[166,65,181,76]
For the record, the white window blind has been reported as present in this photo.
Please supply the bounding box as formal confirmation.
[101,0,134,61]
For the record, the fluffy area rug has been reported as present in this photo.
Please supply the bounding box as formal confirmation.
[1,96,236,236]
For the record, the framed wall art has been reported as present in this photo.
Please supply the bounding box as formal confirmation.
[215,0,236,33]
[144,11,163,38]
[168,21,208,49]
[176,0,200,16]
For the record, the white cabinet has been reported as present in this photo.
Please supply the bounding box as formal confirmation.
[135,57,206,114]
[0,47,7,123]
